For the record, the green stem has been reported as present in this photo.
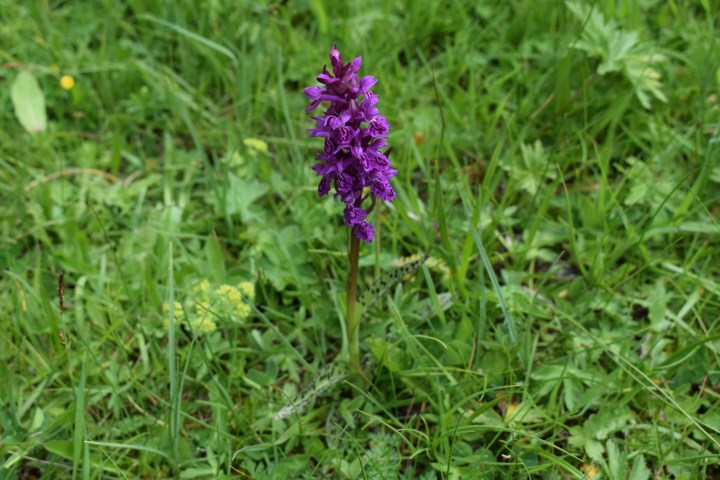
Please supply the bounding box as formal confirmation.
[346,233,361,371]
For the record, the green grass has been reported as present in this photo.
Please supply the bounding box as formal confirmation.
[1,0,719,478]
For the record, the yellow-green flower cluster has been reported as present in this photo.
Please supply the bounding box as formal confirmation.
[190,315,217,334]
[162,301,185,319]
[162,279,255,335]
[161,301,185,329]
[214,282,254,320]
[238,281,255,299]
[193,279,212,314]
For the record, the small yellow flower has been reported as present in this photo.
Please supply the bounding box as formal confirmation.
[199,320,216,334]
[162,301,185,330]
[581,463,599,478]
[217,284,242,304]
[190,316,217,334]
[195,279,211,293]
[238,281,255,300]
[193,280,211,304]
[195,301,209,316]
[227,152,244,167]
[243,137,268,152]
[162,301,184,320]
[234,302,251,319]
[229,291,242,305]
[60,75,75,90]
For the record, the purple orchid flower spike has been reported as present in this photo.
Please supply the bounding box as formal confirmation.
[305,45,396,243]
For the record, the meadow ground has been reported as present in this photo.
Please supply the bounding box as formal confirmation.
[1,1,719,478]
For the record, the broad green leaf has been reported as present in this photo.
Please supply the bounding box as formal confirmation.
[470,408,505,429]
[225,174,269,215]
[366,336,408,372]
[11,71,47,133]
[29,407,44,432]
[504,402,543,426]
[45,440,73,460]
[420,292,454,320]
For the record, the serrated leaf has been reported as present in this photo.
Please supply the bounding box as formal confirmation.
[585,408,632,440]
[607,440,627,479]
[567,426,604,462]
[502,140,555,197]
[565,0,666,109]
[709,164,720,184]
[648,280,669,331]
[563,378,580,411]
[629,454,651,480]
[11,71,47,133]
[586,439,604,463]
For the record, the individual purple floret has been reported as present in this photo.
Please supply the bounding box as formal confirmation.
[305,45,396,243]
